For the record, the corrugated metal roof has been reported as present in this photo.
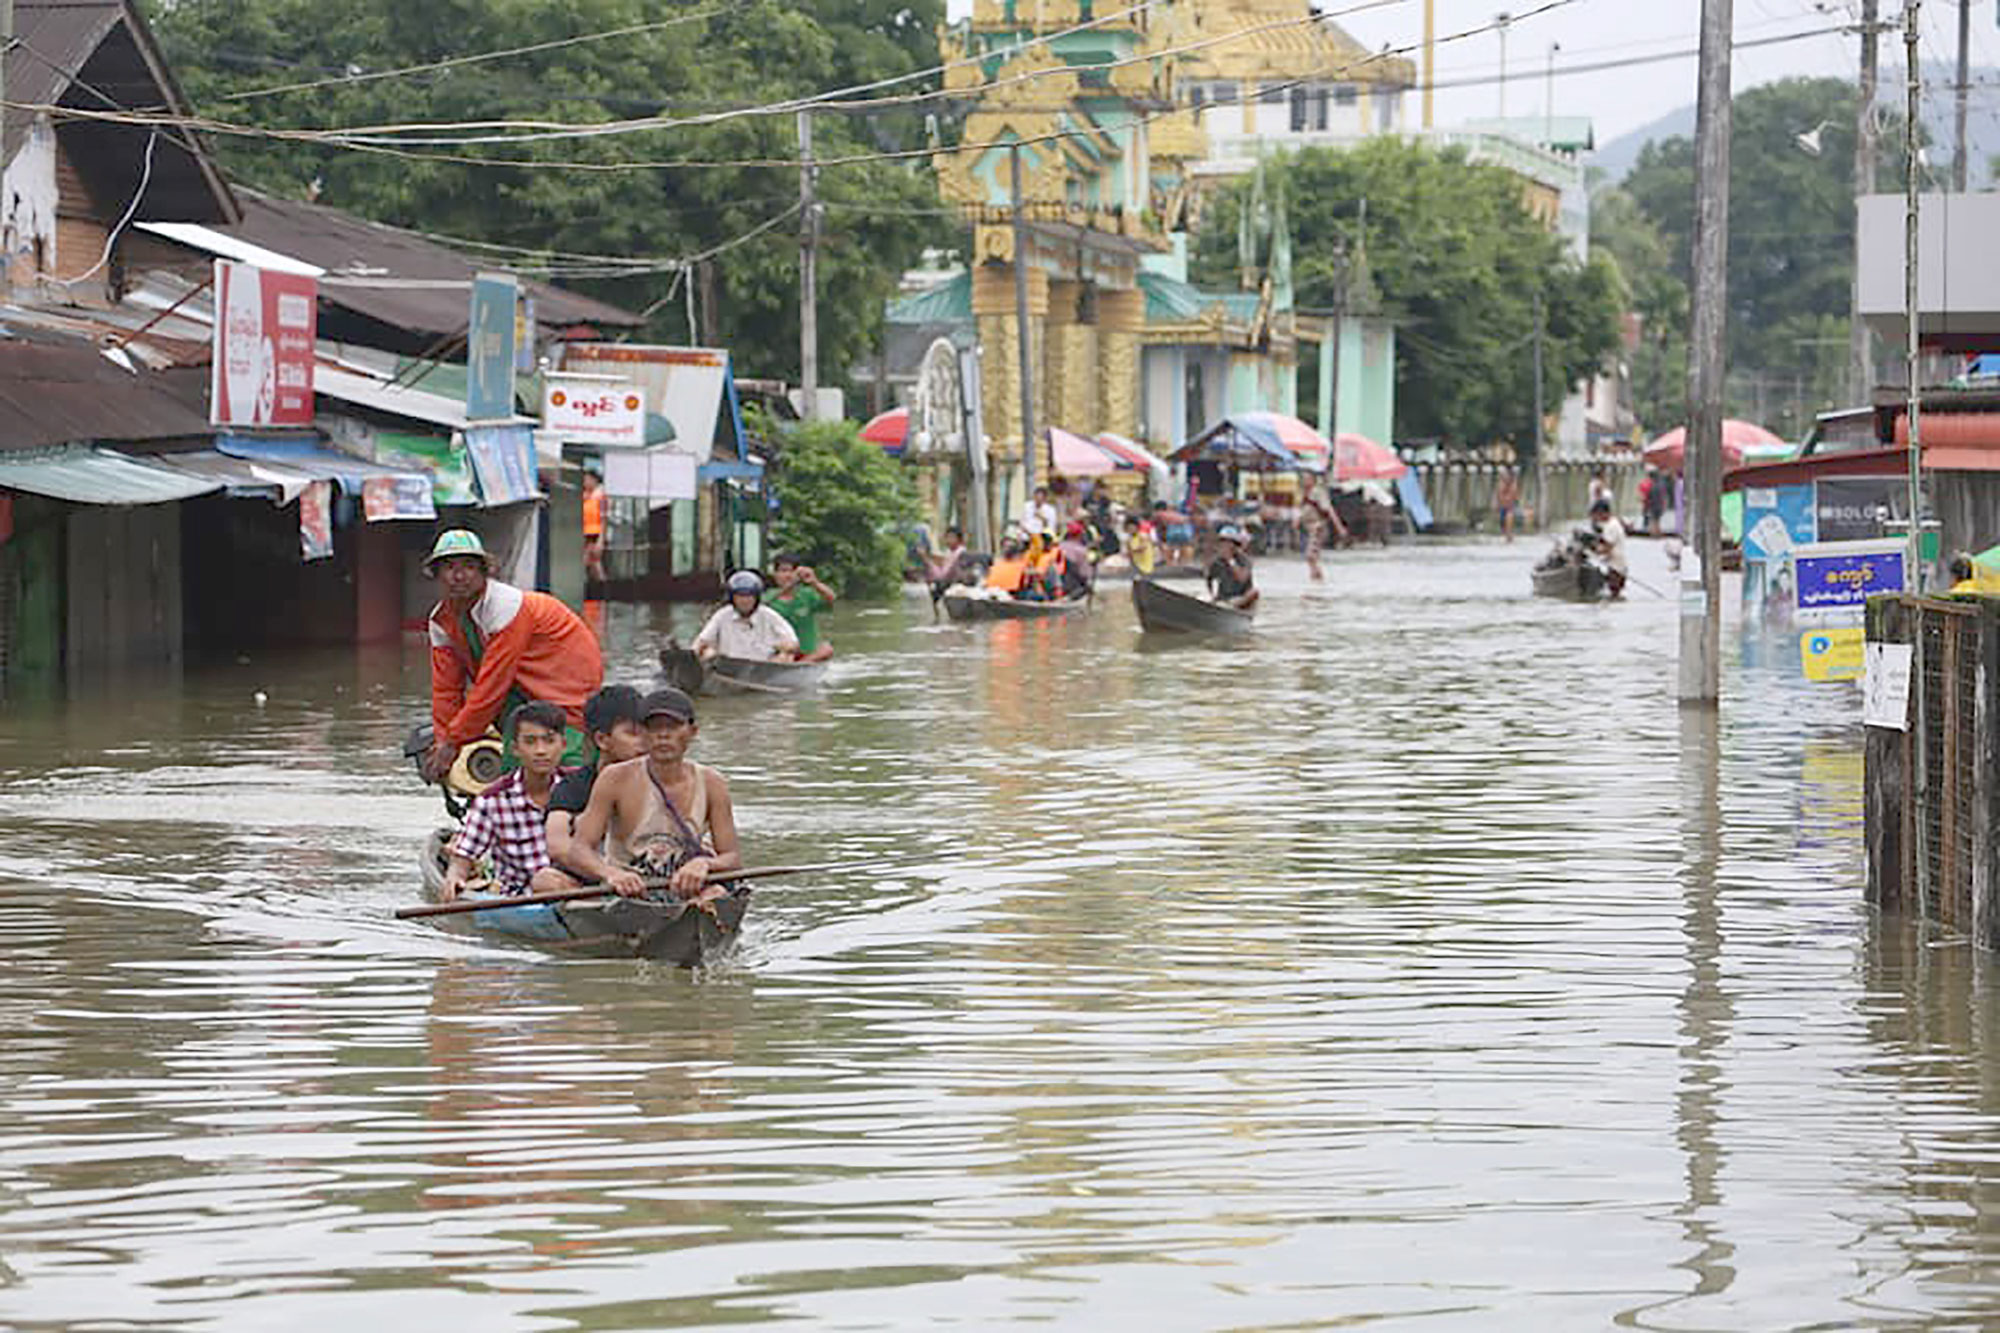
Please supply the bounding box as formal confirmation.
[0,444,220,503]
[178,189,646,338]
[141,448,322,501]
[0,327,216,450]
[314,364,492,431]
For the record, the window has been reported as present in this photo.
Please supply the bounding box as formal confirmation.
[1377,91,1399,132]
[1261,82,1286,105]
[1289,87,1309,132]
[1313,89,1330,131]
[1190,84,1207,107]
[1333,84,1356,107]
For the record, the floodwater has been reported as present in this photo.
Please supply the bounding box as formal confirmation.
[1,539,1996,1330]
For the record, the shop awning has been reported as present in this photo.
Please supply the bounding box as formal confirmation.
[315,364,536,432]
[216,435,429,498]
[0,446,220,504]
[142,449,324,503]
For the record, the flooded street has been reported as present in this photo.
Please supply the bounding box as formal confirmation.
[4,539,1998,1329]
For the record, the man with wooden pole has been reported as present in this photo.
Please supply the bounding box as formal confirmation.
[1679,0,1733,705]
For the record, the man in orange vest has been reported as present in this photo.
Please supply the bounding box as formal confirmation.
[421,529,604,782]
[582,467,607,583]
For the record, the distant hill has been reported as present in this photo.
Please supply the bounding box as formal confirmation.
[1590,62,1999,188]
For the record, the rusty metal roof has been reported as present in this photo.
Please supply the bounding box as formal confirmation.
[5,0,237,223]
[207,190,645,338]
[0,323,215,451]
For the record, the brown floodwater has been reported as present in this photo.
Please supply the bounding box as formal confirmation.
[2,539,1997,1329]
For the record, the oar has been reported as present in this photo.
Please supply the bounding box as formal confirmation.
[396,859,884,920]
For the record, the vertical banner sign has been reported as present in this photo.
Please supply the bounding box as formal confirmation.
[465,424,541,506]
[211,259,318,427]
[467,273,519,421]
[298,480,334,560]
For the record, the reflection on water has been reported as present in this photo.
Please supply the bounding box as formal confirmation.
[4,542,2000,1327]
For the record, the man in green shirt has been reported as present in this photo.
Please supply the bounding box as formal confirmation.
[768,553,836,662]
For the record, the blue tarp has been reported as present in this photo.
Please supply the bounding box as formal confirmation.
[216,435,427,499]
[1394,470,1434,530]
[1173,416,1303,470]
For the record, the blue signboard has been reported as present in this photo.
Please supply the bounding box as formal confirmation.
[1740,482,1815,561]
[1793,540,1907,622]
[465,424,541,506]
[466,273,518,422]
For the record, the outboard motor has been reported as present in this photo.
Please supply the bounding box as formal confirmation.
[402,721,504,821]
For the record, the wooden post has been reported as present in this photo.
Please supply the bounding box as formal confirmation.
[798,110,819,420]
[1973,598,2000,950]
[1851,0,1879,406]
[1678,0,1732,705]
[1011,143,1037,500]
[1865,595,1910,912]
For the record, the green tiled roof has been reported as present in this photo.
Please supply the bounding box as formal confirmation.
[886,272,972,325]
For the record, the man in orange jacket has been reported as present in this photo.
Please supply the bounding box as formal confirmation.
[421,529,604,782]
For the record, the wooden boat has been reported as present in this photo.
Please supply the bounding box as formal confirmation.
[1530,549,1610,602]
[940,587,1090,622]
[659,645,829,696]
[1149,563,1205,581]
[417,830,747,965]
[1132,575,1255,636]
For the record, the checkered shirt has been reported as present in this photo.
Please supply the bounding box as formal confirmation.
[450,769,557,893]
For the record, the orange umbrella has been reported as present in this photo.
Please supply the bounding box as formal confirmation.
[860,406,909,452]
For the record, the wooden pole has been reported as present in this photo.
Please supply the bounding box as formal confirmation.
[1011,142,1037,504]
[798,110,819,420]
[1904,0,1931,916]
[1678,0,1732,705]
[1852,0,1879,406]
[1952,0,1971,192]
[1422,0,1436,129]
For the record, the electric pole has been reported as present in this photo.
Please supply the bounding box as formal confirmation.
[1,0,11,303]
[1852,0,1879,406]
[1679,0,1733,706]
[797,110,819,420]
[1952,0,1970,191]
[1496,12,1512,118]
[1422,0,1436,129]
[1011,143,1037,502]
[1533,287,1546,527]
[1904,0,1926,582]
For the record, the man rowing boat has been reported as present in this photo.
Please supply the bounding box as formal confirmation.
[422,529,603,782]
[565,687,742,901]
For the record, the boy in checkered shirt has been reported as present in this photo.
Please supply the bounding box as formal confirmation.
[442,700,577,899]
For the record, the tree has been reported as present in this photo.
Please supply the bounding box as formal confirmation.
[767,420,916,599]
[1621,76,1912,420]
[143,0,951,383]
[1193,138,1623,450]
[1589,184,1685,435]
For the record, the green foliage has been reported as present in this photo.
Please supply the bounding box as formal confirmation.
[142,0,951,381]
[1194,138,1623,450]
[1589,184,1685,433]
[767,420,916,599]
[1619,76,1913,429]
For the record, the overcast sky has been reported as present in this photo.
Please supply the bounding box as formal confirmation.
[943,1,2000,146]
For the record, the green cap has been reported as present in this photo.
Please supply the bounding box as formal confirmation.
[424,528,495,574]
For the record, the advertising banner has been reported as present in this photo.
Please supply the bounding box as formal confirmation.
[467,273,519,422]
[1800,626,1867,682]
[298,479,333,560]
[1740,483,1815,561]
[361,475,436,522]
[603,447,696,504]
[543,378,647,447]
[211,259,318,427]
[1792,539,1908,625]
[1815,477,1907,543]
[465,424,541,506]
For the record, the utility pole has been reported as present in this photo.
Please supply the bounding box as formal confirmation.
[1952,0,1970,191]
[1533,287,1546,525]
[1851,0,1879,406]
[1,0,12,304]
[1328,239,1349,444]
[1679,0,1733,706]
[1496,13,1512,118]
[797,110,819,421]
[1011,143,1037,502]
[1904,0,1926,582]
[1545,42,1560,146]
[1422,0,1436,129]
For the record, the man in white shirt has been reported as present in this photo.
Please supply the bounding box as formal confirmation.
[694,570,801,661]
[1021,485,1059,539]
[1588,498,1629,598]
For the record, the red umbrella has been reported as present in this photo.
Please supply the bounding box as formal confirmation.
[860,406,909,451]
[1049,426,1116,477]
[1643,419,1787,473]
[1331,432,1408,482]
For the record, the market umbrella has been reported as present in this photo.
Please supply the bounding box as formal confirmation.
[860,405,909,452]
[1094,432,1167,472]
[1969,542,2000,591]
[1644,419,1789,473]
[1174,413,1308,470]
[1049,426,1117,477]
[1330,431,1407,482]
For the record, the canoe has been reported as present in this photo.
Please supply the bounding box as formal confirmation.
[417,829,748,966]
[1132,576,1255,636]
[1149,563,1205,581]
[1530,552,1610,602]
[659,645,828,696]
[940,587,1090,622]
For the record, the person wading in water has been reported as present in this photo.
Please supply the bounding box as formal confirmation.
[565,688,742,901]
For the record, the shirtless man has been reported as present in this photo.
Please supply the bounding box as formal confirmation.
[544,684,650,878]
[566,687,742,901]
